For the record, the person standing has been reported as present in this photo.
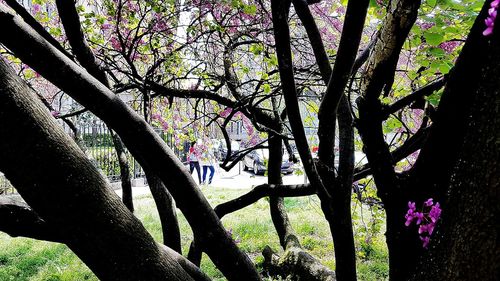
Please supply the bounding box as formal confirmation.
[188,141,202,184]
[201,143,216,185]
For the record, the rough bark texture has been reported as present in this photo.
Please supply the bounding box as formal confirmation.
[408,0,493,203]
[410,2,500,280]
[0,58,194,281]
[0,6,259,280]
[55,0,135,212]
[263,246,336,281]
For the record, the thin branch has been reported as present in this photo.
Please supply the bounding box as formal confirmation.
[383,76,446,118]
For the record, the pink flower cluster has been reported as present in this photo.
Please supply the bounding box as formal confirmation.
[152,113,169,130]
[405,198,442,248]
[439,41,461,54]
[484,0,499,36]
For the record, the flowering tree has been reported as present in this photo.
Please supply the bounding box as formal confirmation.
[0,0,498,281]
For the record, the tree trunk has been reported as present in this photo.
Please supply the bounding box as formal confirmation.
[146,173,182,253]
[354,1,422,280]
[267,133,295,249]
[411,61,500,280]
[0,58,195,281]
[410,2,500,280]
[110,130,134,212]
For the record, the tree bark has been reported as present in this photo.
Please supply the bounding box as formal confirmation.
[146,173,182,253]
[268,134,296,249]
[354,1,422,280]
[0,6,260,280]
[410,3,500,279]
[0,58,195,281]
[0,196,62,243]
[262,246,336,281]
[55,0,137,212]
[110,130,134,211]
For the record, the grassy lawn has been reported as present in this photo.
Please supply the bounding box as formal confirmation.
[0,187,388,280]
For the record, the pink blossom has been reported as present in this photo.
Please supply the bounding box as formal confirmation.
[32,4,41,14]
[110,37,121,51]
[405,198,441,249]
[419,22,435,30]
[101,23,112,30]
[419,236,430,248]
[439,41,461,54]
[415,212,424,225]
[429,203,442,223]
[424,198,433,207]
[418,224,428,234]
[484,0,499,36]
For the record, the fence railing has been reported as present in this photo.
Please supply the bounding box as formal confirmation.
[81,123,188,182]
[0,123,188,195]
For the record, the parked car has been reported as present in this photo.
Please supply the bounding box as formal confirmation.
[242,148,294,175]
[218,140,240,161]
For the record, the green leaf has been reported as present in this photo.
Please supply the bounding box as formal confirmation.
[243,4,257,15]
[438,62,452,74]
[426,89,443,106]
[429,47,445,57]
[424,31,444,46]
[263,84,271,94]
[427,0,437,7]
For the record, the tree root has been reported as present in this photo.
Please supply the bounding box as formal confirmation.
[262,243,336,281]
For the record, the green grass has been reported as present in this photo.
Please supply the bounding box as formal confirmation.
[0,187,388,280]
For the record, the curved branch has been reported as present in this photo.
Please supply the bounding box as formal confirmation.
[214,184,315,219]
[56,0,108,84]
[271,0,327,198]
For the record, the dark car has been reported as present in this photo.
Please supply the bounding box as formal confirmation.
[242,148,294,175]
[217,140,240,161]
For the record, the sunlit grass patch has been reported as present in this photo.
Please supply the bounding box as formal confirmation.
[0,186,388,280]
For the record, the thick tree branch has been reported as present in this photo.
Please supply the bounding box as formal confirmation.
[271,0,327,198]
[292,0,332,83]
[0,56,194,281]
[356,0,421,201]
[55,0,108,84]
[0,196,62,243]
[317,0,369,167]
[214,184,315,219]
[355,1,422,280]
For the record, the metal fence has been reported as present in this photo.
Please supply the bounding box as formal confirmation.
[0,123,188,195]
[81,123,188,182]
